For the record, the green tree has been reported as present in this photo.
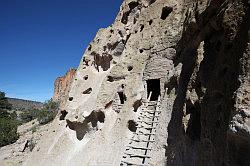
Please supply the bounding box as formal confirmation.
[43,99,59,110]
[0,91,19,147]
[0,91,12,110]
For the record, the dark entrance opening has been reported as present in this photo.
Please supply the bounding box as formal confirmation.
[147,79,160,101]
[118,92,126,104]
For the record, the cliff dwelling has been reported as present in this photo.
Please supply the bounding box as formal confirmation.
[9,1,250,166]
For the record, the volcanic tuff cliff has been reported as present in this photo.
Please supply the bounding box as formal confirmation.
[23,0,249,165]
[53,68,76,106]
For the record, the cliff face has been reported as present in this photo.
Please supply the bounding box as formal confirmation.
[53,68,76,105]
[24,0,250,166]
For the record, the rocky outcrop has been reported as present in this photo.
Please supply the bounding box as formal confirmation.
[23,0,250,166]
[53,68,76,106]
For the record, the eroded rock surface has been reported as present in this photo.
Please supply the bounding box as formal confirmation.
[20,0,250,166]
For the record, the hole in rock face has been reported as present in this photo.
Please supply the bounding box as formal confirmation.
[149,19,153,25]
[69,97,73,101]
[128,1,139,10]
[128,120,137,132]
[96,111,105,123]
[148,0,156,5]
[91,51,113,71]
[127,65,133,71]
[82,88,92,94]
[118,92,126,104]
[66,110,106,140]
[105,101,113,109]
[121,84,125,89]
[121,1,139,25]
[121,11,130,24]
[147,79,160,101]
[161,6,173,20]
[84,75,88,80]
[140,25,144,32]
[133,99,142,112]
[85,110,106,128]
[139,49,143,53]
[107,76,114,82]
[59,110,68,120]
[88,45,92,51]
[107,41,119,50]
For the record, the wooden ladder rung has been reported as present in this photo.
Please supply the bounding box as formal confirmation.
[127,146,152,150]
[124,153,151,158]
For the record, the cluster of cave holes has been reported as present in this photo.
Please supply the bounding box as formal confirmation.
[121,1,139,24]
[59,110,68,120]
[82,88,92,94]
[161,6,173,20]
[128,120,137,132]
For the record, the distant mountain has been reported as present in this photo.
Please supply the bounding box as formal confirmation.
[7,98,43,111]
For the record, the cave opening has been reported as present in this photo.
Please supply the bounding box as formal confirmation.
[128,120,137,132]
[59,110,68,120]
[161,6,173,20]
[118,92,126,104]
[147,79,160,101]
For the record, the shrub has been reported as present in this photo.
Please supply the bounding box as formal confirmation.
[30,125,38,133]
[37,109,57,125]
[43,99,59,111]
[19,109,39,123]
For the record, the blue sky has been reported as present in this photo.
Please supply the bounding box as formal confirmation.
[0,0,122,102]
